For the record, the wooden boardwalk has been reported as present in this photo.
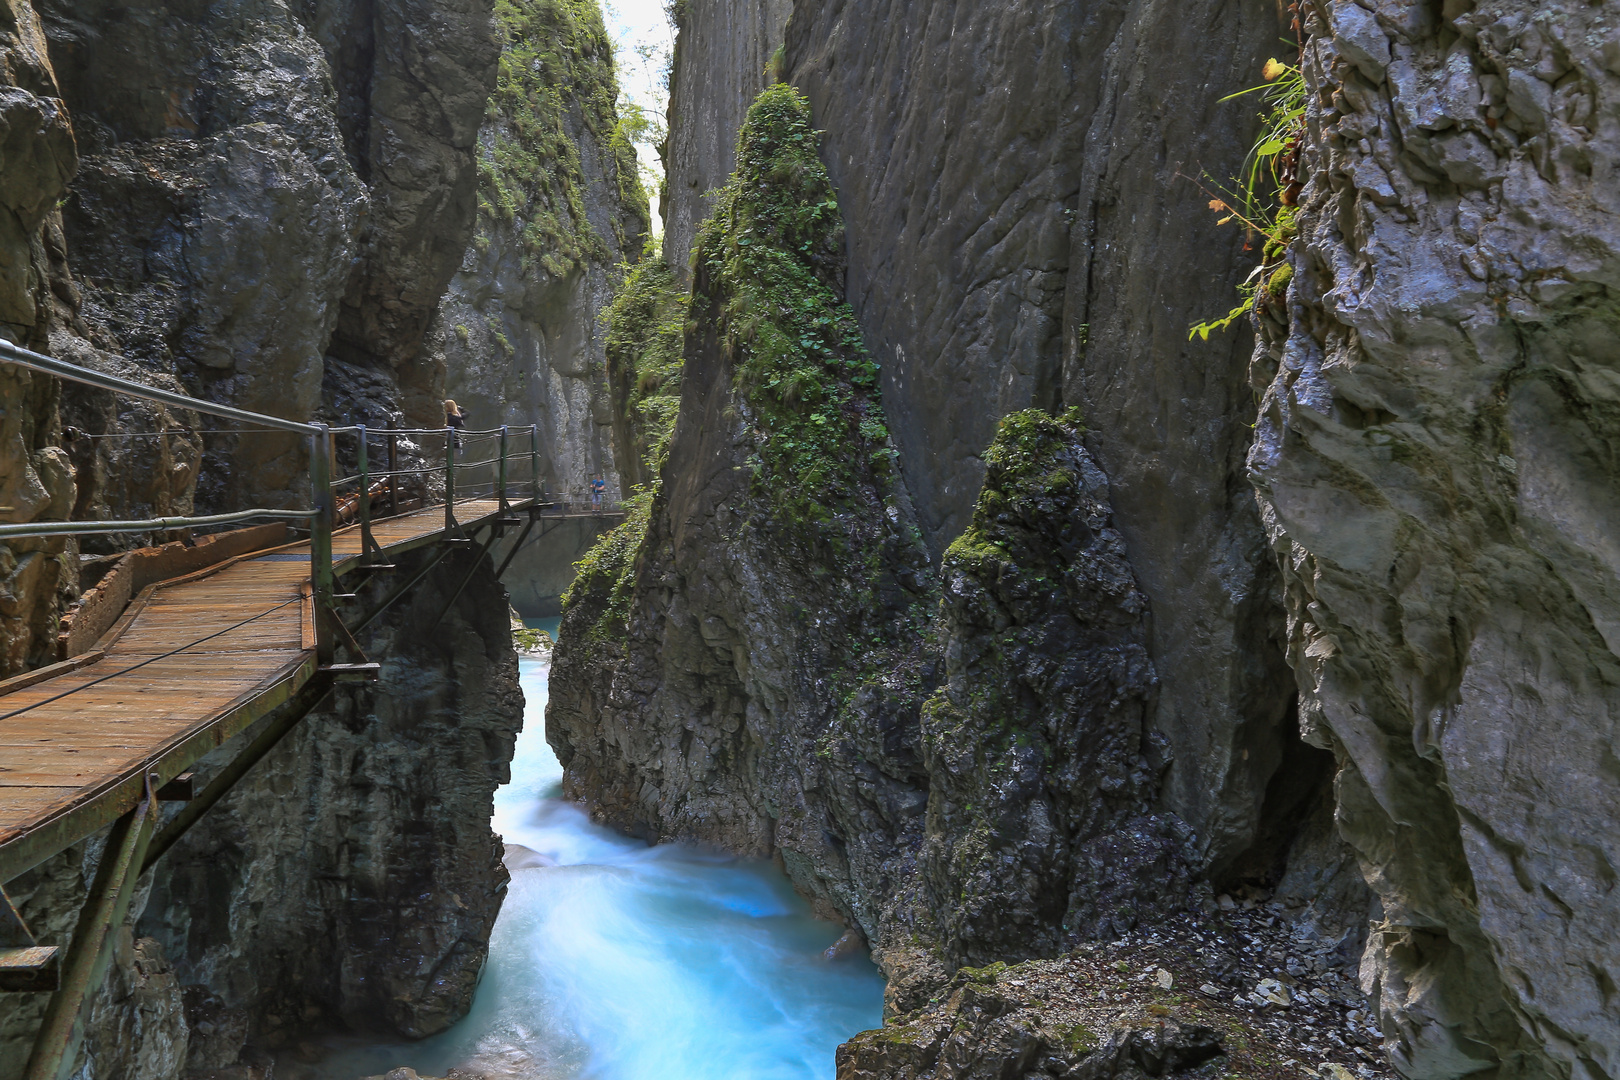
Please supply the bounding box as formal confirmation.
[0,498,519,884]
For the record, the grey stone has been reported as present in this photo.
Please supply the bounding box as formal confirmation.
[1249,0,1620,1074]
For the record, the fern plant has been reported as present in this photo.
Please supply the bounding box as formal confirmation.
[1189,57,1307,340]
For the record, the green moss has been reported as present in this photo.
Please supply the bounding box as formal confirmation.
[513,626,553,651]
[692,83,891,528]
[560,489,653,639]
[959,961,1010,983]
[943,407,1086,573]
[480,0,648,278]
[1063,1024,1099,1054]
[604,258,688,476]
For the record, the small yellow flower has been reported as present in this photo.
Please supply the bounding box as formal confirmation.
[1262,58,1288,82]
[1208,199,1228,212]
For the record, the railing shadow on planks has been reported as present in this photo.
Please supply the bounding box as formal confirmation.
[0,339,618,1080]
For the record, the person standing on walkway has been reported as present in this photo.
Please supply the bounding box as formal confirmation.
[591,475,606,514]
[444,399,465,449]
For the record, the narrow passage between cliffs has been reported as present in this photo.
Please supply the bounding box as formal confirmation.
[304,624,884,1080]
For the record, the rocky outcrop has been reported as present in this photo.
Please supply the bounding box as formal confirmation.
[662,0,791,279]
[35,0,498,509]
[432,0,648,505]
[1248,1,1620,1076]
[549,92,1204,1009]
[783,0,1301,880]
[917,409,1190,969]
[0,545,523,1076]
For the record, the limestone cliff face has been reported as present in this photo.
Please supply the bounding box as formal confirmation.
[784,0,1301,884]
[549,92,1195,1012]
[661,0,791,279]
[433,0,648,506]
[0,548,523,1077]
[1250,1,1620,1076]
[0,0,78,676]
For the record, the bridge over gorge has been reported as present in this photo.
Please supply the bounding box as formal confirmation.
[0,340,623,1080]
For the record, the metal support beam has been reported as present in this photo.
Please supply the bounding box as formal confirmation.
[24,780,160,1080]
[310,426,336,666]
[493,511,538,581]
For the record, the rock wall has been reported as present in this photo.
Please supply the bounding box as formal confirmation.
[0,0,78,677]
[661,0,791,279]
[1250,0,1620,1076]
[549,91,1198,1013]
[433,0,648,505]
[35,0,497,509]
[0,546,523,1077]
[784,0,1301,880]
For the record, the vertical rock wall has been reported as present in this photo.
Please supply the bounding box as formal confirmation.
[433,0,649,505]
[785,0,1300,883]
[0,0,78,677]
[661,0,791,279]
[1250,1,1620,1075]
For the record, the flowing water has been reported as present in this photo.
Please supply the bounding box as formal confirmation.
[311,629,884,1079]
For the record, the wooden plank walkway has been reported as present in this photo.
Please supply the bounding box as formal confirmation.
[0,498,521,884]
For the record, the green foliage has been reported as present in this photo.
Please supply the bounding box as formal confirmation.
[604,259,688,475]
[560,488,653,639]
[1189,57,1306,340]
[513,626,553,651]
[693,83,891,526]
[481,0,649,278]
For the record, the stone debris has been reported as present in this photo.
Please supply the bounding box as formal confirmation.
[840,902,1394,1079]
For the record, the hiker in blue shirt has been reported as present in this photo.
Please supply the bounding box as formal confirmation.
[591,475,606,513]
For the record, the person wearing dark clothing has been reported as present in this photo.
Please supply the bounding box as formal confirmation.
[444,399,465,449]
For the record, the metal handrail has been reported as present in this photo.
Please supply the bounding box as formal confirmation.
[0,509,317,539]
[0,339,551,665]
[0,339,319,434]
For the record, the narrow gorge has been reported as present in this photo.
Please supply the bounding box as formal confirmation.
[0,0,1614,1079]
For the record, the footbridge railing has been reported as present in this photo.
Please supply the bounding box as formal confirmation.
[0,338,546,666]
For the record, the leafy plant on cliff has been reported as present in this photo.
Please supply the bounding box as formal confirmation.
[560,488,653,640]
[603,258,688,477]
[1188,56,1306,340]
[692,83,892,527]
[481,0,649,278]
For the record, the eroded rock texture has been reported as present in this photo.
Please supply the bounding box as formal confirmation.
[548,97,1197,1002]
[433,0,648,505]
[0,0,78,676]
[1250,1,1620,1076]
[783,0,1302,880]
[0,547,523,1076]
[35,0,497,507]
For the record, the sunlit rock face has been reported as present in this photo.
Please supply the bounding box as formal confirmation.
[431,0,649,508]
[1249,1,1620,1075]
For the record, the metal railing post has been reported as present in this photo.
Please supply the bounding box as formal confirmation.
[530,426,540,503]
[444,427,456,532]
[497,425,509,508]
[310,425,335,664]
[387,431,400,515]
[357,426,376,555]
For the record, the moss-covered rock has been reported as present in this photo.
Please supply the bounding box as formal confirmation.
[921,408,1190,966]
